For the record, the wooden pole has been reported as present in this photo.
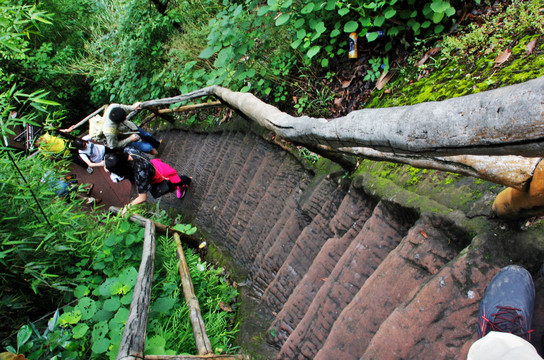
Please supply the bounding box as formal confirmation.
[147,106,177,124]
[174,233,213,355]
[157,101,222,114]
[143,355,249,360]
[117,219,156,360]
[61,105,106,133]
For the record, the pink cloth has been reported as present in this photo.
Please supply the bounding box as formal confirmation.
[150,159,181,185]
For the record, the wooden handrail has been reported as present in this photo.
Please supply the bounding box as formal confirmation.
[174,233,213,355]
[117,217,156,360]
[143,355,249,359]
[109,204,245,359]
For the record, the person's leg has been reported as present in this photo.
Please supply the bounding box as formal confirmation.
[137,126,161,149]
[126,141,153,153]
[171,175,192,199]
[69,149,89,170]
[478,265,534,340]
[467,331,542,359]
[467,265,538,360]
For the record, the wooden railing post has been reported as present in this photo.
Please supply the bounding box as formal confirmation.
[174,233,213,355]
[117,217,156,360]
[108,208,247,360]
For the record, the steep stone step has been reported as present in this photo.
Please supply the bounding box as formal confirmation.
[234,153,307,267]
[212,134,262,248]
[360,244,497,359]
[155,128,182,161]
[187,130,234,222]
[179,132,226,214]
[170,129,205,175]
[251,177,339,297]
[194,131,246,228]
[267,188,378,347]
[313,215,467,360]
[277,200,417,359]
[260,185,346,313]
[185,131,234,215]
[247,176,311,279]
[226,146,287,252]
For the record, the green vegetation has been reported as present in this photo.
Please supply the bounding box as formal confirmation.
[1,0,543,357]
[3,215,239,359]
[367,0,544,108]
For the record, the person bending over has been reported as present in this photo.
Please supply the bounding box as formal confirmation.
[104,148,191,213]
[73,137,114,169]
[97,103,161,154]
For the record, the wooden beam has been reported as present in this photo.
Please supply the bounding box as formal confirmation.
[174,233,213,355]
[147,106,177,124]
[143,355,249,360]
[157,101,222,114]
[117,219,156,360]
[61,105,106,133]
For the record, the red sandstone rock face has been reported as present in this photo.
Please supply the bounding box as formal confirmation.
[155,129,544,360]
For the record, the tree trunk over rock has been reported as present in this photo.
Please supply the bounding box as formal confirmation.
[133,77,544,218]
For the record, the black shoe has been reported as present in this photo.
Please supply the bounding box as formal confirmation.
[478,265,535,341]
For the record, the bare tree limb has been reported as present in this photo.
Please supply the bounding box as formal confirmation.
[328,146,541,190]
[208,78,544,157]
[157,101,222,114]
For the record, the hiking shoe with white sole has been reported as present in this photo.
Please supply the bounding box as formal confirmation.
[478,265,535,341]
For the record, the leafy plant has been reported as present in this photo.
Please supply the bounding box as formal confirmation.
[365,56,390,82]
[3,214,240,359]
[298,147,320,165]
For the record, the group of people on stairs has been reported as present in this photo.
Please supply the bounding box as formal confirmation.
[37,102,191,210]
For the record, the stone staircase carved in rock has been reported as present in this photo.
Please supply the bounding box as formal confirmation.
[154,128,544,359]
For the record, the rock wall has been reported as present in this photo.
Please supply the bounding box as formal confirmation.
[155,127,544,360]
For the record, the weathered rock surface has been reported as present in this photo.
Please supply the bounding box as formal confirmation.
[155,126,544,360]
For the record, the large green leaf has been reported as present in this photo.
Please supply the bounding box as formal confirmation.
[281,0,293,8]
[17,325,32,351]
[430,1,452,13]
[275,13,290,26]
[374,15,385,26]
[104,297,121,312]
[307,45,321,59]
[384,7,397,19]
[198,46,216,59]
[301,3,315,14]
[72,323,89,339]
[338,8,350,16]
[257,5,270,16]
[344,21,359,33]
[92,321,108,341]
[76,297,97,321]
[113,307,130,324]
[91,337,110,354]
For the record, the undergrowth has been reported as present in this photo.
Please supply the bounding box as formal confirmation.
[3,213,240,359]
[366,0,544,108]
